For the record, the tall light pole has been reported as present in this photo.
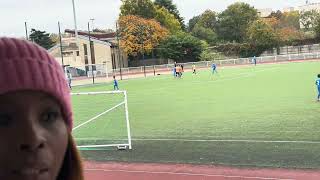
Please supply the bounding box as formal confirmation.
[90,18,95,30]
[58,21,64,67]
[116,22,123,80]
[87,22,95,84]
[24,22,29,40]
[71,0,79,48]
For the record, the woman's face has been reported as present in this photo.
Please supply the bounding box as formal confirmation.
[0,91,69,180]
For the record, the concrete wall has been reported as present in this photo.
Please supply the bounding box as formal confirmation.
[260,44,320,56]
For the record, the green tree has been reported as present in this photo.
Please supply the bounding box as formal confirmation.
[280,11,300,29]
[200,50,224,61]
[191,24,217,45]
[188,10,218,44]
[300,10,320,30]
[217,2,258,43]
[49,33,59,44]
[268,10,283,20]
[188,15,201,32]
[246,19,278,54]
[29,29,55,49]
[313,16,320,38]
[155,6,182,33]
[200,41,225,61]
[158,32,204,62]
[188,10,217,32]
[197,10,217,30]
[120,0,156,19]
[154,0,185,29]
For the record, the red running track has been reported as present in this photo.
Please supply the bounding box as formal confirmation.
[84,161,320,180]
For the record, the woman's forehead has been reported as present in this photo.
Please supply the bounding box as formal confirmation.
[0,91,58,105]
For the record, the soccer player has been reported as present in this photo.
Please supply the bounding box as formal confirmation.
[252,56,257,66]
[211,63,217,74]
[65,69,72,90]
[316,74,320,101]
[113,75,119,90]
[176,65,182,78]
[192,64,196,74]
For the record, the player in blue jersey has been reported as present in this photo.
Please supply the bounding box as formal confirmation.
[211,63,218,74]
[113,75,119,90]
[252,56,257,66]
[173,66,176,77]
[316,74,320,101]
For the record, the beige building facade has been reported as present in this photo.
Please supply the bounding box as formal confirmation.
[257,8,273,17]
[48,34,128,77]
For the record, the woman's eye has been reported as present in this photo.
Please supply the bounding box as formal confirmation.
[0,114,12,127]
[42,110,60,123]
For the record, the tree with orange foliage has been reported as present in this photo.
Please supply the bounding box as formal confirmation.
[118,15,169,57]
[263,11,302,45]
[247,19,278,49]
[277,27,304,44]
[263,17,280,30]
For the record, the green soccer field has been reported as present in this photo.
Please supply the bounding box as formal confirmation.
[72,61,320,169]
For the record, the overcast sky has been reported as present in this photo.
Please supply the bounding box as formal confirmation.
[0,0,308,37]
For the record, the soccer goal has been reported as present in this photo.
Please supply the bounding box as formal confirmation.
[71,91,132,150]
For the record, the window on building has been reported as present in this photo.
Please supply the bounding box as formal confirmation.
[83,44,88,55]
[62,51,73,57]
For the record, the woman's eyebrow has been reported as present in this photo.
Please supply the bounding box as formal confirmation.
[38,93,57,103]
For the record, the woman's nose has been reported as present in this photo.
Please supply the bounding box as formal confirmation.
[18,121,46,152]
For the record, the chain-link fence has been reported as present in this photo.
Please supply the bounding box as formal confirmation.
[67,52,320,86]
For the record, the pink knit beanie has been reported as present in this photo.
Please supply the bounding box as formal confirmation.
[0,37,73,131]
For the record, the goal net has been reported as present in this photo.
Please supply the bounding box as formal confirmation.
[71,91,132,150]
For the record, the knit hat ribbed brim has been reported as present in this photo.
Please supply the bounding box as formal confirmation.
[0,37,73,131]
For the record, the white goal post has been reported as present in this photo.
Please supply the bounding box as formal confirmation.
[71,91,132,150]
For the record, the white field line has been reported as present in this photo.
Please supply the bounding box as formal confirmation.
[71,91,126,95]
[75,138,320,144]
[85,168,294,180]
[134,139,320,144]
[75,130,319,137]
[72,101,125,131]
